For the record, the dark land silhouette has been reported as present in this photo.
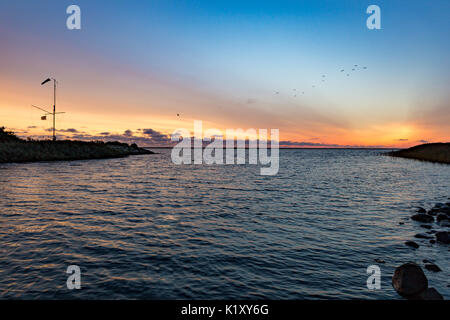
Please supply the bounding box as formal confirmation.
[0,127,153,164]
[388,143,450,164]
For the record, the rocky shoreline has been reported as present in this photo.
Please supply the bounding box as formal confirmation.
[0,127,154,164]
[387,142,450,164]
[391,200,450,300]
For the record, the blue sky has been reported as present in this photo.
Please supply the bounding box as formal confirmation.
[0,0,449,146]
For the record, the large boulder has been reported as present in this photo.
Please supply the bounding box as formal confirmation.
[392,263,428,297]
[435,231,450,244]
[411,214,434,223]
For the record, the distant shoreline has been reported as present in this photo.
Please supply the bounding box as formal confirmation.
[387,143,450,164]
[146,146,398,150]
[0,127,154,164]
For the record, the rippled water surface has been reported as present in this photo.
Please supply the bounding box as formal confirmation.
[0,149,449,299]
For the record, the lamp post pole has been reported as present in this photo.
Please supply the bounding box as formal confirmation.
[53,79,56,141]
[41,77,57,141]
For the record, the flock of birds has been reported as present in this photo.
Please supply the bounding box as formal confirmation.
[275,64,368,97]
[175,64,369,118]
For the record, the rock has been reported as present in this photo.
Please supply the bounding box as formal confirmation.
[413,288,443,300]
[436,213,450,222]
[440,221,450,228]
[422,259,432,264]
[374,258,385,264]
[420,224,432,229]
[434,202,445,208]
[429,239,436,244]
[427,209,438,216]
[411,214,434,223]
[435,231,450,244]
[399,222,404,225]
[392,263,428,297]
[405,241,419,249]
[424,263,441,272]
[417,207,427,213]
[414,233,433,239]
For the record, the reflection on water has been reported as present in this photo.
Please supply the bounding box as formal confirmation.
[0,149,449,299]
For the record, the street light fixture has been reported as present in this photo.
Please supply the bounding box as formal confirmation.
[32,77,65,141]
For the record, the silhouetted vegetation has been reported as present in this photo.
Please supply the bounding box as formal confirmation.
[387,143,450,164]
[0,127,21,142]
[0,127,153,164]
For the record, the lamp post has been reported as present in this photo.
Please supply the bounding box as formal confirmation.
[41,78,57,141]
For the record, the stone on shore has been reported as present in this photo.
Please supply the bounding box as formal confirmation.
[414,233,433,239]
[405,241,419,249]
[411,214,434,223]
[427,209,438,216]
[436,213,449,222]
[417,207,426,213]
[435,231,450,244]
[424,263,441,272]
[392,263,428,297]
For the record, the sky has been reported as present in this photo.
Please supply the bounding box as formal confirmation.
[0,0,449,147]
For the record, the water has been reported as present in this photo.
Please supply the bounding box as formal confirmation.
[0,149,449,299]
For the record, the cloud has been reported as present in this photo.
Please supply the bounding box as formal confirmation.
[41,128,176,147]
[279,140,341,147]
[142,128,172,145]
[21,127,387,149]
[45,128,80,133]
[278,140,385,148]
[396,139,409,141]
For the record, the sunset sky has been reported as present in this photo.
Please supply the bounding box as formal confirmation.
[0,0,449,147]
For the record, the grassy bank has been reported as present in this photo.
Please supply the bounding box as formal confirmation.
[0,127,154,164]
[387,142,450,164]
